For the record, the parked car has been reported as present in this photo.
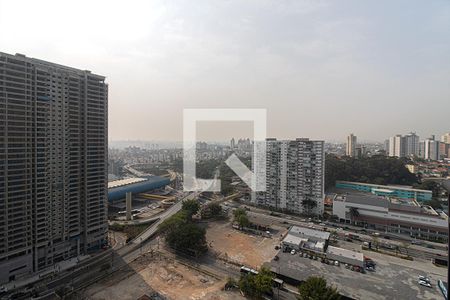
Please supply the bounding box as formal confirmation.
[418,280,432,288]
[290,249,296,255]
[334,261,340,266]
[366,266,375,272]
[418,275,431,283]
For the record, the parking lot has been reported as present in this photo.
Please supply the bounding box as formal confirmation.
[268,250,446,300]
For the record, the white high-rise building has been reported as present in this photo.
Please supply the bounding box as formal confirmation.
[253,138,325,215]
[389,135,405,157]
[346,134,357,157]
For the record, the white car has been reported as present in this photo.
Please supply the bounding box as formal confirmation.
[418,275,430,283]
[290,249,296,255]
[418,280,432,288]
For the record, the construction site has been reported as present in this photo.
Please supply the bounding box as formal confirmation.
[83,251,243,300]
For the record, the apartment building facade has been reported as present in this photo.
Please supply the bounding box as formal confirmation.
[346,134,357,157]
[252,138,325,215]
[0,52,108,283]
[388,133,419,158]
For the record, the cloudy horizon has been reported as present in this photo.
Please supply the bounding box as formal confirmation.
[1,0,449,142]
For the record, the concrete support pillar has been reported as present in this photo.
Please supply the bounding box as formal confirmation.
[126,192,132,221]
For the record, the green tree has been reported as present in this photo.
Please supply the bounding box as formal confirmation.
[234,208,250,229]
[234,208,247,218]
[158,210,189,234]
[202,202,223,218]
[239,267,274,299]
[166,222,208,254]
[325,154,418,190]
[237,214,250,229]
[298,276,341,300]
[182,199,200,217]
[413,180,441,198]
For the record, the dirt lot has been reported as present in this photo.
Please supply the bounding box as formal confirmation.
[84,253,243,300]
[206,220,287,269]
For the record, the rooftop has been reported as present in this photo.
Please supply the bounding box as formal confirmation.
[289,226,330,241]
[108,177,147,189]
[283,233,307,246]
[335,190,442,217]
[326,246,364,262]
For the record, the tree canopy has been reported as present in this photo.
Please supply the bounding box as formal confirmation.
[239,267,274,299]
[157,205,207,255]
[233,208,250,229]
[182,198,200,217]
[325,154,418,190]
[298,276,341,300]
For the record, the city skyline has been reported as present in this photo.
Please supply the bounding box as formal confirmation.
[1,0,449,142]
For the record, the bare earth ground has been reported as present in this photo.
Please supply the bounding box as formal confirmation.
[84,253,244,300]
[206,220,287,269]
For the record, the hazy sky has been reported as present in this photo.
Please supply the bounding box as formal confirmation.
[1,0,449,142]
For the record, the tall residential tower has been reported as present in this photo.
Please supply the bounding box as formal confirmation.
[346,133,357,157]
[0,53,108,283]
[253,138,325,215]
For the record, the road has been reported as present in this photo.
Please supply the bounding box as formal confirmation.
[131,191,199,244]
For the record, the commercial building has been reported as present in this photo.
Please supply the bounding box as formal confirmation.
[326,246,364,267]
[346,134,357,157]
[0,53,108,283]
[335,181,432,201]
[333,192,448,241]
[281,226,364,267]
[282,226,330,253]
[253,138,325,215]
